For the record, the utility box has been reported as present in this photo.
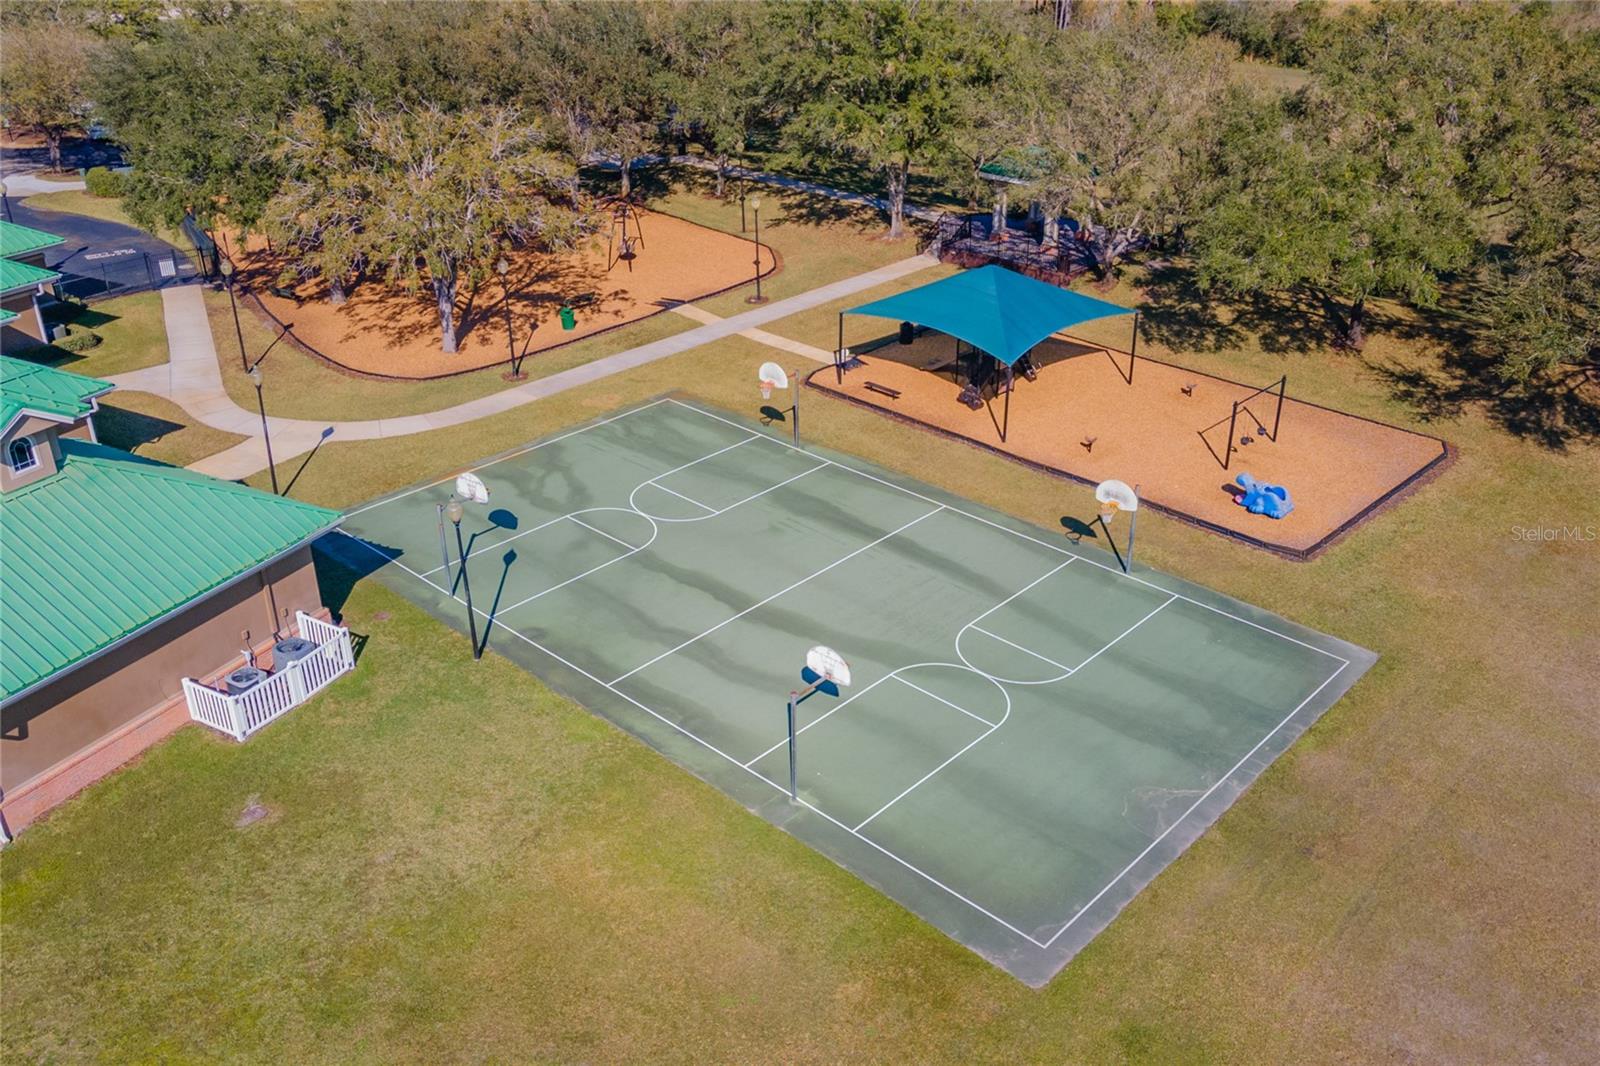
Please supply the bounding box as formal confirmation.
[273,636,316,667]
[224,666,269,696]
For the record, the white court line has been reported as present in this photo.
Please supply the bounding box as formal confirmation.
[649,482,716,513]
[390,557,1059,951]
[425,432,755,569]
[349,401,1361,954]
[418,436,757,576]
[609,506,944,685]
[568,514,640,552]
[854,719,1002,833]
[968,625,1076,675]
[1068,595,1176,675]
[668,399,1352,668]
[1037,659,1350,950]
[894,675,999,728]
[634,462,828,525]
[344,397,674,518]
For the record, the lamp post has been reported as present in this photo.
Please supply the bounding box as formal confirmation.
[745,195,767,305]
[247,363,280,495]
[495,255,523,380]
[444,498,482,661]
[738,177,747,233]
[0,180,11,223]
[219,258,248,370]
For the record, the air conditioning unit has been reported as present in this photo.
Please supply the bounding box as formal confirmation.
[273,636,316,667]
[224,666,269,695]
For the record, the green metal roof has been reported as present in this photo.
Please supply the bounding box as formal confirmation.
[0,219,65,259]
[1,355,114,435]
[845,265,1134,367]
[0,308,16,324]
[0,256,60,295]
[0,439,341,702]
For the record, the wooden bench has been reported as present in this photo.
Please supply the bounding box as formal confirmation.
[864,381,901,400]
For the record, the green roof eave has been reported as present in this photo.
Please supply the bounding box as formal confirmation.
[0,219,66,259]
[0,257,61,295]
[0,440,343,703]
[0,308,17,324]
[0,356,115,437]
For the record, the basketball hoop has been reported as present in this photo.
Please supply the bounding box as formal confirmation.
[758,362,789,401]
[1094,479,1140,573]
[784,644,850,802]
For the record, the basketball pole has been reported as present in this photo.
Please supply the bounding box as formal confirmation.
[436,501,453,587]
[791,369,801,448]
[1127,484,1140,572]
[786,676,824,802]
[786,691,798,801]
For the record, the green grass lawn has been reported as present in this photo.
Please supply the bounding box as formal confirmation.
[3,290,169,378]
[94,390,246,467]
[4,257,1596,1059]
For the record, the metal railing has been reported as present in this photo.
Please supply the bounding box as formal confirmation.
[182,612,355,742]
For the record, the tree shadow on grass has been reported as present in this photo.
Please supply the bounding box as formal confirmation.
[1137,263,1331,356]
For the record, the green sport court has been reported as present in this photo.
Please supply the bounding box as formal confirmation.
[335,397,1374,985]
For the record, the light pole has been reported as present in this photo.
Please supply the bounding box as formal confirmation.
[738,177,748,233]
[219,258,248,370]
[0,180,11,223]
[495,255,524,380]
[745,195,767,305]
[246,363,280,495]
[445,498,482,660]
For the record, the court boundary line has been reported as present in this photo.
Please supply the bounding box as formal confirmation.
[344,397,676,518]
[650,482,717,513]
[340,398,1363,962]
[1036,659,1350,950]
[668,399,1352,670]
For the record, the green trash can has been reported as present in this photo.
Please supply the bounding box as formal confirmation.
[559,305,576,330]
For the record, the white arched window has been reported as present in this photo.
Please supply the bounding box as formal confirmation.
[8,436,38,473]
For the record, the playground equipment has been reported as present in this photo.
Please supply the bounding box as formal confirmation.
[1234,472,1294,519]
[1199,374,1288,470]
[606,199,646,273]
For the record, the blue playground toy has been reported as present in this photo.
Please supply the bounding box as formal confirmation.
[1234,472,1295,519]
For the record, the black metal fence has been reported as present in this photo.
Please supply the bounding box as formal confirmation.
[52,246,204,301]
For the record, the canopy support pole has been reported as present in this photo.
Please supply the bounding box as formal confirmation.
[836,313,844,384]
[1001,362,1012,443]
[1129,311,1140,385]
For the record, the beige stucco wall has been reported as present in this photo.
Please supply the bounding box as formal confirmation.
[1,290,44,342]
[0,545,325,794]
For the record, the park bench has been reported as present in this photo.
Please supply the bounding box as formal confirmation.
[864,381,901,400]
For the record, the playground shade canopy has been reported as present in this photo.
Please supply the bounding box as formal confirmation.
[844,264,1134,367]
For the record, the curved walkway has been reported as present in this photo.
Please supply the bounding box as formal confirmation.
[112,256,936,480]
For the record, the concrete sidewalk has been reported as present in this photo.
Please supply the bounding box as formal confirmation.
[115,255,938,480]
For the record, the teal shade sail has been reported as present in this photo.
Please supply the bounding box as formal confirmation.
[844,265,1133,366]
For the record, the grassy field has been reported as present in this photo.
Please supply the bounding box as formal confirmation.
[3,256,1596,1060]
[94,390,246,467]
[2,291,169,378]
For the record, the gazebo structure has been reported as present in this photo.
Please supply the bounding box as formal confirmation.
[836,265,1136,441]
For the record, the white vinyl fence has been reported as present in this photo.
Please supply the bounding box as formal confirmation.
[182,612,354,742]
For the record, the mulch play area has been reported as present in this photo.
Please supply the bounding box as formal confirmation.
[809,331,1450,557]
[229,208,775,379]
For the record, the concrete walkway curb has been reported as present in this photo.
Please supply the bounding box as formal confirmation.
[114,256,938,480]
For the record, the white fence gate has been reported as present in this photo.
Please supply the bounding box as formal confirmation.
[182,612,355,742]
